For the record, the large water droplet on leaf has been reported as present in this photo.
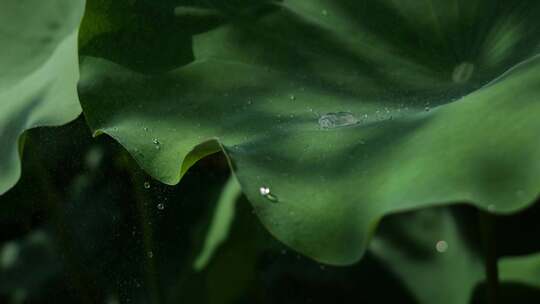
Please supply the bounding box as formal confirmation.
[318,112,359,129]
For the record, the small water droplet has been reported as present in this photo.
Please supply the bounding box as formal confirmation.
[259,186,278,202]
[144,181,151,189]
[435,240,448,253]
[247,99,253,105]
[318,112,359,129]
[289,94,296,101]
[259,186,270,196]
[152,138,161,149]
[143,127,149,132]
[157,203,165,210]
[147,251,154,258]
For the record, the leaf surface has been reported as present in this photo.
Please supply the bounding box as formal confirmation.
[79,0,540,264]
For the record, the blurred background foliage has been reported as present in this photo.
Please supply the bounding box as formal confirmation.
[2,0,540,303]
[1,116,540,303]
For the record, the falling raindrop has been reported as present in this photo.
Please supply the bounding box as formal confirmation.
[435,240,448,253]
[318,112,359,129]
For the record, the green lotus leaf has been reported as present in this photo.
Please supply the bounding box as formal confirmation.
[79,0,540,264]
[0,0,85,194]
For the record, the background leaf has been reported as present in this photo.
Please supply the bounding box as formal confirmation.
[370,206,484,304]
[0,0,85,194]
[193,175,242,271]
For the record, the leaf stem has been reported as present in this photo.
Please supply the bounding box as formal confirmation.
[479,209,499,304]
[129,168,162,304]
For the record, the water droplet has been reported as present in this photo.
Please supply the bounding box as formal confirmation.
[259,186,278,202]
[435,240,448,253]
[147,251,154,258]
[318,112,359,129]
[157,203,165,210]
[247,99,253,105]
[259,186,270,195]
[144,181,151,189]
[452,62,475,83]
[152,138,161,149]
[143,127,148,132]
[289,94,296,101]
